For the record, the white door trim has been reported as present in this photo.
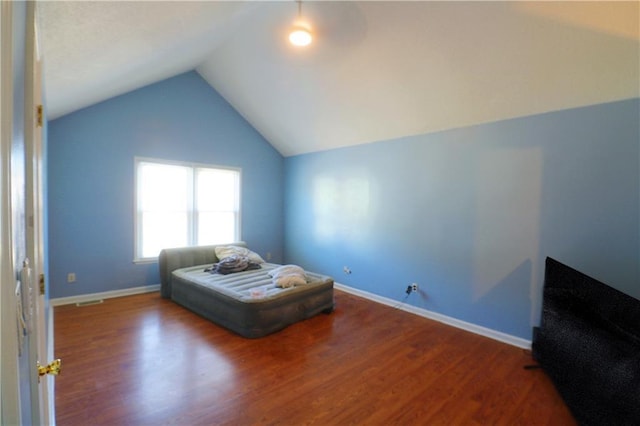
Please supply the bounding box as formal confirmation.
[0,0,21,424]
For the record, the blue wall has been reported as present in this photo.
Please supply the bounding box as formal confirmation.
[48,72,284,298]
[284,99,640,339]
[48,73,638,341]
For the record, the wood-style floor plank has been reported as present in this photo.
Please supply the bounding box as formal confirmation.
[54,290,576,425]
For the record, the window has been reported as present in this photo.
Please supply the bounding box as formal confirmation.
[135,158,240,261]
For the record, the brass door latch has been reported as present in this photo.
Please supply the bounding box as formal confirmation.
[37,359,61,377]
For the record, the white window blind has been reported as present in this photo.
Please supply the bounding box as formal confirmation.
[135,159,240,261]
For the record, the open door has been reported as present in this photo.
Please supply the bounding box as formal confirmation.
[0,2,55,424]
[25,2,57,424]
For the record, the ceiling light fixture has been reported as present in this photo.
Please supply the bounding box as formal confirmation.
[289,0,312,47]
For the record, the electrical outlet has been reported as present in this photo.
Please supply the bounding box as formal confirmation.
[67,273,76,283]
[343,266,352,275]
[412,283,418,292]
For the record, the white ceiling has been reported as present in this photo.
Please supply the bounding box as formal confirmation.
[38,1,640,157]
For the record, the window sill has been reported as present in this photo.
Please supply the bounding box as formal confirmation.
[133,258,158,265]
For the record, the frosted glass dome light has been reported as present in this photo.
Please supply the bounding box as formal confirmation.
[289,27,312,46]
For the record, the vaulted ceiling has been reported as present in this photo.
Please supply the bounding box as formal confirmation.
[38,1,639,157]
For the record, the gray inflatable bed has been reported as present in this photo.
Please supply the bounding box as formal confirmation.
[159,243,334,338]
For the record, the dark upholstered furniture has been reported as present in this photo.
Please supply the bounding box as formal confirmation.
[532,257,640,425]
[159,243,334,338]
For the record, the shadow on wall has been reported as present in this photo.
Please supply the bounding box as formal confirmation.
[473,259,533,338]
[284,99,640,340]
[471,146,542,332]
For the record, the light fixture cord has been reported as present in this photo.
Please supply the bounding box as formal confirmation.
[297,0,302,18]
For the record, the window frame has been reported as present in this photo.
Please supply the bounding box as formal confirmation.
[133,157,241,263]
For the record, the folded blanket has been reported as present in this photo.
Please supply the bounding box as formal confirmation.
[205,254,261,275]
[268,264,307,288]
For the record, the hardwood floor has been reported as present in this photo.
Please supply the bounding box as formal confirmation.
[54,290,575,425]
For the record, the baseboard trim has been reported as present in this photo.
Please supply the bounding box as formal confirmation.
[334,283,532,350]
[49,283,530,348]
[50,284,160,307]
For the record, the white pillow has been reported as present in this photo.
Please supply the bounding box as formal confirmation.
[273,274,307,288]
[215,245,265,264]
[268,264,305,278]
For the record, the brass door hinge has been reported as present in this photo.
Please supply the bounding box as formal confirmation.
[39,273,45,296]
[36,105,43,127]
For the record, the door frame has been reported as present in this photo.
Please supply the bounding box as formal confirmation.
[0,1,22,423]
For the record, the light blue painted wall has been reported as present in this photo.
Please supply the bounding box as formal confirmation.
[48,71,284,299]
[284,98,640,340]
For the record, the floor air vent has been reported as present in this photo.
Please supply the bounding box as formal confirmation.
[75,299,104,307]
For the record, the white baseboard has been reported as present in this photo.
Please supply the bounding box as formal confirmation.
[50,284,160,307]
[334,283,532,350]
[49,282,531,349]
